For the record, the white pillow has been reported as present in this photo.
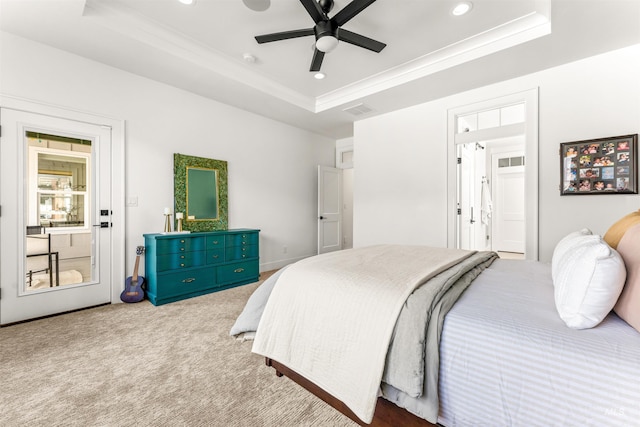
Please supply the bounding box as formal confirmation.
[551,228,594,283]
[553,235,626,329]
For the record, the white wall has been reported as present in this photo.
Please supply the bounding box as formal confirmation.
[354,44,640,262]
[0,32,335,274]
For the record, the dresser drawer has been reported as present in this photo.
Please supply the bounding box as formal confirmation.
[225,244,258,261]
[206,248,225,265]
[217,261,259,285]
[206,236,225,250]
[156,252,205,272]
[156,236,205,255]
[225,232,258,248]
[156,267,216,298]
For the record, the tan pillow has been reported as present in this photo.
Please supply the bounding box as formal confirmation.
[613,223,640,332]
[603,209,640,249]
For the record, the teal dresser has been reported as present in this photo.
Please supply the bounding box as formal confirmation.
[143,229,260,306]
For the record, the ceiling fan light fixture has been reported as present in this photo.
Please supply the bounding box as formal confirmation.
[316,35,339,53]
[452,1,473,16]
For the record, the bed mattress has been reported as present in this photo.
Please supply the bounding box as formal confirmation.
[382,259,640,426]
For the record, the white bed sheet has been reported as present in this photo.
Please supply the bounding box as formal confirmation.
[384,259,640,427]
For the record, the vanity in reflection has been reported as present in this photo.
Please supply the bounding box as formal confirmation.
[143,154,259,305]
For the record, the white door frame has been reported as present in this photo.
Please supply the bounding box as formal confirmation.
[0,95,125,307]
[446,88,539,260]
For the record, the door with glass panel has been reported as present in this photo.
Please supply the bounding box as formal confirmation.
[0,108,112,325]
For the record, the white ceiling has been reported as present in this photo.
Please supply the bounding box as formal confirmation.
[1,0,639,139]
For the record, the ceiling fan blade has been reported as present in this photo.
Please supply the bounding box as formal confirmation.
[331,0,377,27]
[338,29,386,52]
[299,0,327,23]
[255,28,314,44]
[310,49,325,72]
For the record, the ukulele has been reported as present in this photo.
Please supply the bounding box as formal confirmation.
[121,246,146,303]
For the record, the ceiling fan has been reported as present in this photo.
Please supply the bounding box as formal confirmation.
[254,0,386,72]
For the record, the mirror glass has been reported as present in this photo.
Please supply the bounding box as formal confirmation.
[174,153,228,231]
[186,166,219,220]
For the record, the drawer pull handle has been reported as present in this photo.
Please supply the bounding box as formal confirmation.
[180,263,185,267]
[180,248,185,251]
[182,278,196,283]
[212,255,219,259]
[212,240,218,244]
[181,255,185,259]
[242,247,246,251]
[180,240,185,243]
[234,268,245,273]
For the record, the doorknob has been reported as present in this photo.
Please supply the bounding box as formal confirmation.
[319,216,325,220]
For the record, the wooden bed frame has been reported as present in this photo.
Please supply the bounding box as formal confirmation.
[265,357,437,427]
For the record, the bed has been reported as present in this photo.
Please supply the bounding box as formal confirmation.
[230,212,640,427]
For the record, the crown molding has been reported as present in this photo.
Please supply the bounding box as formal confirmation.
[82,0,316,112]
[82,1,551,115]
[314,11,551,112]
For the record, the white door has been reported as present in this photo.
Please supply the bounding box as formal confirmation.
[457,143,476,250]
[0,108,112,325]
[317,165,342,254]
[492,152,525,253]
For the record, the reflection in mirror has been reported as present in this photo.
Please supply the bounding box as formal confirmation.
[186,167,219,220]
[36,152,88,228]
[174,153,228,232]
[25,132,92,291]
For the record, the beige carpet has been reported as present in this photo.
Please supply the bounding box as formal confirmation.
[0,278,357,427]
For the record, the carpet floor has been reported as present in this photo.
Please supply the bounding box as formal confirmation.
[0,277,357,427]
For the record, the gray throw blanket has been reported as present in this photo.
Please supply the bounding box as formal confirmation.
[381,251,498,422]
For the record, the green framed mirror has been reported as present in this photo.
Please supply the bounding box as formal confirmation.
[174,153,228,231]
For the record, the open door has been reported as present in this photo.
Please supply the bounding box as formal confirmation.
[317,166,342,254]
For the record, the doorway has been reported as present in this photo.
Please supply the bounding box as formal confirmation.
[457,138,525,256]
[447,89,539,260]
[0,105,123,325]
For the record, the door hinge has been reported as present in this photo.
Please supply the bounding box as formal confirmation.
[457,157,462,164]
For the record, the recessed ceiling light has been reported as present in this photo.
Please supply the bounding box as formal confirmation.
[314,72,326,80]
[452,1,472,16]
[243,53,257,64]
[178,0,195,5]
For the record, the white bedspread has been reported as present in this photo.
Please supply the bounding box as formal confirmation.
[251,245,473,423]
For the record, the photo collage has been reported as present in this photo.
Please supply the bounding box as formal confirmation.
[561,136,635,195]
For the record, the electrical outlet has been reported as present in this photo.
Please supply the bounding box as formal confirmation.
[126,196,138,207]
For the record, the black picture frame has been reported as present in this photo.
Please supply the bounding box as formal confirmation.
[560,134,637,195]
